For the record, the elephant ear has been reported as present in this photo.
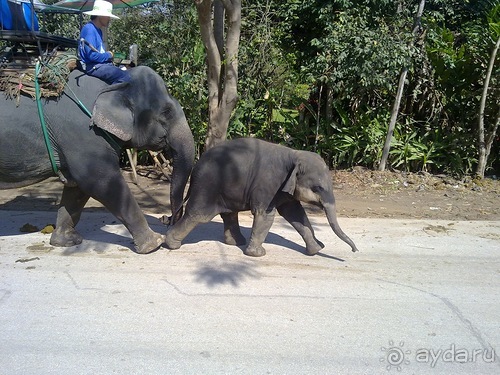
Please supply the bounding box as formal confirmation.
[91,85,134,141]
[281,163,300,195]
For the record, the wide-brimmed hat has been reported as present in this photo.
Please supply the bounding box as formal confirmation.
[84,0,119,19]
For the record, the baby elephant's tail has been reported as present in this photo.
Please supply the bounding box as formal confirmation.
[160,183,192,226]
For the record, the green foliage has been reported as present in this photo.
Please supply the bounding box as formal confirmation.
[231,1,307,142]
[37,0,81,40]
[273,0,499,175]
[109,1,207,156]
[307,6,414,93]
[323,110,387,169]
[421,0,499,174]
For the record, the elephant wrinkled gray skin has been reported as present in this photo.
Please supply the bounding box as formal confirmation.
[165,138,359,257]
[0,66,195,254]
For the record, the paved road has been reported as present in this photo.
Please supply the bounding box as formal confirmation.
[0,209,499,374]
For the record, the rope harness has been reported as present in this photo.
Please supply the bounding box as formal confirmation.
[3,52,122,177]
[33,58,121,176]
[0,53,77,102]
[34,60,58,174]
[33,56,96,175]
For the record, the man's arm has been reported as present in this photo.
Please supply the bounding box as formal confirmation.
[80,24,113,64]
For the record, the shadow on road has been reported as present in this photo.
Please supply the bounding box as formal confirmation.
[1,209,346,266]
[193,260,261,288]
[0,195,59,211]
[181,221,346,262]
[182,221,312,256]
[165,220,346,288]
[0,210,162,255]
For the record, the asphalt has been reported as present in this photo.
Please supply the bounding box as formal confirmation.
[0,209,499,374]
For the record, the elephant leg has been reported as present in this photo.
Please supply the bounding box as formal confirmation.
[277,200,324,255]
[221,212,246,246]
[79,171,163,254]
[129,224,164,254]
[106,190,164,255]
[245,208,276,257]
[50,185,90,247]
[165,212,215,250]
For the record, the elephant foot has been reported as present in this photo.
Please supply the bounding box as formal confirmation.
[244,245,266,257]
[134,231,164,254]
[224,232,246,246]
[306,239,325,256]
[50,228,83,247]
[164,230,182,250]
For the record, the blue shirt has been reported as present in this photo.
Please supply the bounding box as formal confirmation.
[79,22,113,69]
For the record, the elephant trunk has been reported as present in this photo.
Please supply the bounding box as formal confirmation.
[323,202,359,252]
[168,118,195,225]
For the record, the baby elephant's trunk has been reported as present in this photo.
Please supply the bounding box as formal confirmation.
[323,202,359,252]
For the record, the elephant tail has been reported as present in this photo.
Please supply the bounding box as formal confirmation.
[160,182,192,226]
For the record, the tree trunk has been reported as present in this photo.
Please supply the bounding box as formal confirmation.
[379,69,408,171]
[194,0,241,151]
[314,83,324,151]
[379,0,426,171]
[476,35,500,178]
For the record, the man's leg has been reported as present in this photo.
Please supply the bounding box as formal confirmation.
[88,63,131,84]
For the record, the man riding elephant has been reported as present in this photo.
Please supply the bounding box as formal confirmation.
[78,0,130,85]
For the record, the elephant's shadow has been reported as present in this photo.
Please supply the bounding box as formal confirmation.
[0,208,344,261]
[182,221,303,252]
[180,220,345,261]
[61,213,169,255]
[0,208,148,255]
[0,195,59,213]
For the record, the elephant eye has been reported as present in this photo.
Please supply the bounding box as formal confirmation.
[312,186,324,193]
[161,104,175,119]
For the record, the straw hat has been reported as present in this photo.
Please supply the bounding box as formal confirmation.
[84,0,119,19]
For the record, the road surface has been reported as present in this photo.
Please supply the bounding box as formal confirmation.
[0,209,499,374]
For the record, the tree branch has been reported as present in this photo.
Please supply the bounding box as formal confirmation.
[195,0,222,92]
[379,0,426,171]
[476,35,500,178]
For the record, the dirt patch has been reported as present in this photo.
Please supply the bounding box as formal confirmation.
[0,166,498,221]
[332,167,499,221]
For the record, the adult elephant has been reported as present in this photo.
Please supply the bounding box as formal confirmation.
[0,65,195,254]
[165,138,358,257]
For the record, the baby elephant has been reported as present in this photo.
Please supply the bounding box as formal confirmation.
[165,138,359,257]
